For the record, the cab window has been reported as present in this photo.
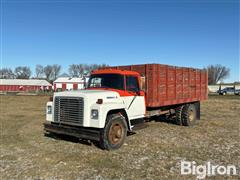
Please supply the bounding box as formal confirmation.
[126,76,139,92]
[88,74,124,90]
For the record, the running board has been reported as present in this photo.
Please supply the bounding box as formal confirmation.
[131,123,148,131]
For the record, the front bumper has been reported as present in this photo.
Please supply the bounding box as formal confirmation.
[44,122,101,141]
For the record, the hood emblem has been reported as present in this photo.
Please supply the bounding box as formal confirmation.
[107,96,117,99]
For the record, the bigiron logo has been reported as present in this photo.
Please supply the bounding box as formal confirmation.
[180,161,239,179]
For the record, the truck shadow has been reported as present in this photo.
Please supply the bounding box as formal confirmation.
[45,131,137,149]
[44,133,100,148]
[150,115,178,126]
[44,115,178,149]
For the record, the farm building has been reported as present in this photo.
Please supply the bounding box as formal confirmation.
[53,77,88,91]
[0,79,52,92]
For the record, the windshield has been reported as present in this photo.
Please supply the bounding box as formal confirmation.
[87,74,124,90]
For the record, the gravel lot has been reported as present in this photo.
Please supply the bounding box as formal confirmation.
[1,95,239,179]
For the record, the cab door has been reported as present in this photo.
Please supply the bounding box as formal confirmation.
[122,75,145,120]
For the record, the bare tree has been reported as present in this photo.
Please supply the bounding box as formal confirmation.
[0,68,15,79]
[44,65,53,81]
[206,64,230,85]
[89,64,99,72]
[68,63,109,77]
[83,64,91,74]
[100,63,108,68]
[84,64,109,74]
[35,64,44,78]
[14,66,31,79]
[68,64,84,77]
[52,64,61,80]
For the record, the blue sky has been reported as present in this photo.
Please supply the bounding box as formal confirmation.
[1,0,239,82]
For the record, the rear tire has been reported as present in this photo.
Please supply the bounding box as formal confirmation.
[182,104,197,126]
[100,113,127,150]
[175,105,184,125]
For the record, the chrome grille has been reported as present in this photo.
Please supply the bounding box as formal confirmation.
[54,97,84,126]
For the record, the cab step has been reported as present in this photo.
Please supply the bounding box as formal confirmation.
[131,123,148,131]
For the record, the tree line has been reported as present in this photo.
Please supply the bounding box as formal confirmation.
[0,64,230,84]
[0,64,108,82]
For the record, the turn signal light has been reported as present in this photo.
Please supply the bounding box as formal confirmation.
[49,96,53,102]
[96,99,103,104]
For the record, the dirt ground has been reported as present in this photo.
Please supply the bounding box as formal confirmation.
[0,95,239,179]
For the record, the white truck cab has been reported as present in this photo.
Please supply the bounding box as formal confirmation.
[44,69,145,150]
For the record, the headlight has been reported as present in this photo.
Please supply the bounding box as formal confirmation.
[47,106,52,114]
[91,109,98,119]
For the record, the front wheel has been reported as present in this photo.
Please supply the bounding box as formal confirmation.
[100,113,127,150]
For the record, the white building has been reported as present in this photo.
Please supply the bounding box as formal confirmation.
[208,83,240,93]
[53,77,88,91]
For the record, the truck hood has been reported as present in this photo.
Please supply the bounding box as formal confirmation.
[54,89,121,103]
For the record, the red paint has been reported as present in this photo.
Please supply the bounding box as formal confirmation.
[86,87,135,97]
[54,82,84,84]
[88,69,144,97]
[92,69,140,76]
[62,83,66,91]
[102,64,208,108]
[73,83,78,90]
[0,85,48,92]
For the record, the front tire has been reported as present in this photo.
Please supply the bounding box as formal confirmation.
[100,113,127,150]
[182,104,197,126]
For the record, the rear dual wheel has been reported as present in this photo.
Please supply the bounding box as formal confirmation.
[175,105,184,125]
[175,104,197,126]
[182,104,197,126]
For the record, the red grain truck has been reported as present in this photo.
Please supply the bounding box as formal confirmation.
[44,64,208,150]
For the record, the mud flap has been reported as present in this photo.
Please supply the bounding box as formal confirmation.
[194,101,200,120]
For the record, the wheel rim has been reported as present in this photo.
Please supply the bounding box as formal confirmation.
[108,123,124,145]
[189,109,195,122]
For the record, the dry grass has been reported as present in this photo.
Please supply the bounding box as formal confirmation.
[0,95,239,179]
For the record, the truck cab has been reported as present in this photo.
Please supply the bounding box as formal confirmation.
[44,69,146,150]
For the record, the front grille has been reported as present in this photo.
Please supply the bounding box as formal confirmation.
[54,97,84,126]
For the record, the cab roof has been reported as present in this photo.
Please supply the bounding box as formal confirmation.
[91,69,140,76]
